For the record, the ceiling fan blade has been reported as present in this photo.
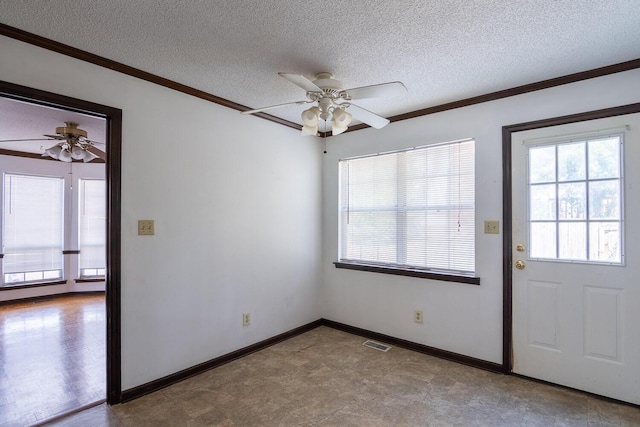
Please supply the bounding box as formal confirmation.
[278,73,323,93]
[0,138,55,143]
[241,100,312,115]
[83,138,105,146]
[86,145,106,161]
[347,104,390,129]
[342,81,407,100]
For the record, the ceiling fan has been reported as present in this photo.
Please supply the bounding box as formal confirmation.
[242,72,407,136]
[0,121,106,162]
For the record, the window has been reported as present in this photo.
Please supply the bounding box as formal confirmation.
[78,179,106,278]
[528,134,623,264]
[338,139,475,277]
[2,173,64,286]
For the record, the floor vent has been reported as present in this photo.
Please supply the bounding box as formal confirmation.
[363,340,391,352]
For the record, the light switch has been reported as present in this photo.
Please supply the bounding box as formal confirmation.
[484,220,500,234]
[138,220,155,235]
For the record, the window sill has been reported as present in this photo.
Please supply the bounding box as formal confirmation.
[333,262,480,285]
[75,278,106,283]
[0,280,68,291]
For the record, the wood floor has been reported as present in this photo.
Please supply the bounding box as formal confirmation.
[0,294,105,426]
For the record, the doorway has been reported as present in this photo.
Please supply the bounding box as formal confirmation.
[502,103,640,405]
[0,81,122,407]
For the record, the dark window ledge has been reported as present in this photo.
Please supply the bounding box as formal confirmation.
[0,280,67,291]
[334,261,480,285]
[75,278,106,283]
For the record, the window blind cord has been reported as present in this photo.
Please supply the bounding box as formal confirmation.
[458,145,461,232]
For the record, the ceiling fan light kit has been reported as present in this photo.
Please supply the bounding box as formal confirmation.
[242,72,406,136]
[40,121,103,162]
[1,121,106,162]
[43,142,97,163]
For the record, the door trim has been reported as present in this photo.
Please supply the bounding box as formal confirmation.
[0,80,123,404]
[502,102,640,374]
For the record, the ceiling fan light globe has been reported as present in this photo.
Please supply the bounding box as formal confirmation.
[331,109,352,135]
[333,109,352,126]
[58,149,73,162]
[332,123,348,136]
[301,124,318,136]
[301,107,319,126]
[82,150,97,162]
[43,145,63,159]
[71,145,85,160]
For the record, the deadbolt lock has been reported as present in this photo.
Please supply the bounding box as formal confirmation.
[516,244,525,252]
[515,260,526,270]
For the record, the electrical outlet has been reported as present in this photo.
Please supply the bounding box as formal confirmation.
[242,312,251,327]
[484,220,500,234]
[414,310,423,324]
[138,220,155,235]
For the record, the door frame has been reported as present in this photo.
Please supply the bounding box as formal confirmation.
[501,102,640,374]
[0,80,123,404]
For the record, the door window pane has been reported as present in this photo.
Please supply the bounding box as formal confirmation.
[527,134,623,264]
[588,137,620,179]
[558,222,587,260]
[589,180,619,220]
[529,146,556,183]
[530,184,556,220]
[558,182,586,220]
[589,222,620,262]
[530,223,556,259]
[558,142,585,181]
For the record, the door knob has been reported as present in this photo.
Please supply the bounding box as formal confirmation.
[515,260,526,270]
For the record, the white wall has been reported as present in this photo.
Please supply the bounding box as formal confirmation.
[321,69,640,364]
[2,32,638,389]
[0,156,106,301]
[0,35,323,389]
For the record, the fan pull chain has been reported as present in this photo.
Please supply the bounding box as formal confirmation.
[323,119,328,154]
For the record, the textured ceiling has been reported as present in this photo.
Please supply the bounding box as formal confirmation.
[1,0,640,134]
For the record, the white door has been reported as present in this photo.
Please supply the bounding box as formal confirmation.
[512,112,640,405]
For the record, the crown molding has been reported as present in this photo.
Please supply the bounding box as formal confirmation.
[0,23,301,131]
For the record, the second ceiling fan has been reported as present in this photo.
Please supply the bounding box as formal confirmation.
[0,121,105,162]
[242,72,407,136]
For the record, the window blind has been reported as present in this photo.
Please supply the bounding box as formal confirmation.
[339,139,475,274]
[78,179,106,276]
[3,173,64,283]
